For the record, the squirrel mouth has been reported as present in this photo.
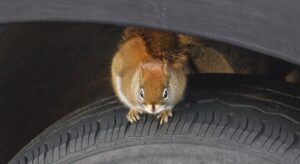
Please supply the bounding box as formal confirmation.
[143,104,163,114]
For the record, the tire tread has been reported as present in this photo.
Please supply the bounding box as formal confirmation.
[9,76,300,164]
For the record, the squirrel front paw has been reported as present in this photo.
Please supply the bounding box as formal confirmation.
[127,108,142,123]
[157,109,172,125]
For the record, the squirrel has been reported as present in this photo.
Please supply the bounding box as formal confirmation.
[111,27,187,124]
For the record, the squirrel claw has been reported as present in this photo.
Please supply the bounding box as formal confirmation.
[127,109,141,123]
[157,110,172,125]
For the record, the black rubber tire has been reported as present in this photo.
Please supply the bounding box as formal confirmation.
[9,75,300,164]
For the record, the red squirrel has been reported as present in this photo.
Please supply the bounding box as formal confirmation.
[111,27,187,124]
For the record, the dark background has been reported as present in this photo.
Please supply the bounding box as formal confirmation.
[0,23,121,163]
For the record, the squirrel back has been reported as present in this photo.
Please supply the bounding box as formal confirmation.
[121,27,187,67]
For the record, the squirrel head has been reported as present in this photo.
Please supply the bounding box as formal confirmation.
[136,61,173,114]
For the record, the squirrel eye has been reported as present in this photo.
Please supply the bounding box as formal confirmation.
[163,88,168,99]
[140,88,145,99]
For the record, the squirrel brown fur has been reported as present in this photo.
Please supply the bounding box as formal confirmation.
[111,27,187,124]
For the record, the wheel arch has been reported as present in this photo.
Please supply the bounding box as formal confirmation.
[1,0,300,65]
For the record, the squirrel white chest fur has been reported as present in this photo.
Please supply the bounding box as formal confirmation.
[111,27,187,124]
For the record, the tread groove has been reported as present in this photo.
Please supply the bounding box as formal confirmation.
[203,111,214,137]
[169,112,182,135]
[260,123,273,148]
[229,114,241,141]
[146,115,155,136]
[140,115,148,136]
[175,112,186,135]
[283,133,299,156]
[236,117,249,142]
[278,131,294,155]
[250,121,265,145]
[272,126,288,154]
[93,121,99,145]
[182,110,197,134]
[111,115,117,140]
[196,110,207,136]
[83,122,91,149]
[267,126,281,151]
[204,111,214,137]
[124,119,131,136]
[65,132,71,153]
[116,114,122,140]
[210,112,220,138]
[186,110,198,135]
[104,120,109,142]
[218,113,231,138]
[240,117,255,144]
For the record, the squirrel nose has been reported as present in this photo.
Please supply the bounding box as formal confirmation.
[151,104,156,112]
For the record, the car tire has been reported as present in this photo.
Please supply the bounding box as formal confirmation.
[9,75,300,164]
